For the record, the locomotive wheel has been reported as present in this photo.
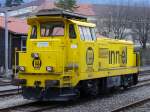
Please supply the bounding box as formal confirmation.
[122,85,129,90]
[81,80,99,97]
[122,75,134,90]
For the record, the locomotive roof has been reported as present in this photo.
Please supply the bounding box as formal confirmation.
[35,8,87,20]
[69,19,96,27]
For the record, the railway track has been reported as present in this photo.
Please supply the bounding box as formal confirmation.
[0,102,37,112]
[139,70,150,76]
[111,97,150,112]
[0,70,149,112]
[0,80,11,86]
[138,77,150,83]
[0,83,11,86]
[0,79,149,112]
[26,104,59,112]
[133,79,150,89]
[0,88,21,97]
[111,72,150,112]
[0,101,60,112]
[0,80,21,97]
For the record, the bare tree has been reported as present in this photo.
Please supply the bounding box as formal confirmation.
[131,2,150,49]
[95,0,150,49]
[110,5,129,39]
[97,1,131,39]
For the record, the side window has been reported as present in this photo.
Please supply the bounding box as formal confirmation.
[90,28,96,40]
[78,26,96,41]
[82,27,92,41]
[79,26,85,40]
[82,27,88,40]
[69,24,76,39]
[21,37,26,51]
[86,27,92,41]
[30,25,37,39]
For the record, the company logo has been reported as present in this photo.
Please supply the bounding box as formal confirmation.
[122,47,127,64]
[86,47,94,65]
[32,59,42,69]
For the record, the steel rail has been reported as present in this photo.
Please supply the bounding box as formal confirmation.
[0,101,59,112]
[0,102,38,112]
[111,97,150,112]
[0,88,21,97]
[0,83,11,86]
[29,105,60,112]
[0,80,149,112]
[111,79,150,112]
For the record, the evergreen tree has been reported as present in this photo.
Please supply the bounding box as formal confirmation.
[55,0,78,11]
[5,0,24,7]
[5,0,12,7]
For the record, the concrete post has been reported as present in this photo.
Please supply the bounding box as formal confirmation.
[4,11,9,77]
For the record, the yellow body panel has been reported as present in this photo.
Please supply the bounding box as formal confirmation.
[17,16,139,88]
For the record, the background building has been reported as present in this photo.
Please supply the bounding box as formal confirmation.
[0,16,28,74]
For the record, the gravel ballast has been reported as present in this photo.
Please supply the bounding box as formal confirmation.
[42,85,150,112]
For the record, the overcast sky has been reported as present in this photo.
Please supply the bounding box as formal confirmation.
[79,0,150,5]
[0,0,150,5]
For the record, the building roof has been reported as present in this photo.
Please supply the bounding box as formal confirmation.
[36,0,95,16]
[35,1,150,18]
[0,16,28,35]
[7,0,47,11]
[76,4,95,16]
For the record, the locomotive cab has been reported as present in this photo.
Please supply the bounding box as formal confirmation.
[14,9,90,100]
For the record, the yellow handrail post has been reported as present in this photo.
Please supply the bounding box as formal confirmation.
[14,48,17,78]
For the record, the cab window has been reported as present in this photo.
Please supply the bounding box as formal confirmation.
[69,24,76,39]
[30,25,37,39]
[82,27,89,40]
[40,22,64,37]
[79,26,95,41]
[85,27,92,41]
[90,28,96,40]
[79,26,84,40]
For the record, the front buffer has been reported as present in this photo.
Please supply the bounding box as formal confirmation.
[13,78,79,101]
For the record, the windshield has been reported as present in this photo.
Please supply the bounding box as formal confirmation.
[30,25,37,39]
[40,22,64,37]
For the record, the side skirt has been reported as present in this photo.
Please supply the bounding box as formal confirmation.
[79,74,138,95]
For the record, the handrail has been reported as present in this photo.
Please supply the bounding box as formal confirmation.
[14,50,26,77]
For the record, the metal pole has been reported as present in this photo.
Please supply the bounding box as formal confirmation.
[4,10,9,77]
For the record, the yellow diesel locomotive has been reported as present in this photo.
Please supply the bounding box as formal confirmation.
[13,9,140,101]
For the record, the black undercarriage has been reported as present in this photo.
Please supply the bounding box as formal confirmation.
[21,74,138,101]
[22,87,79,101]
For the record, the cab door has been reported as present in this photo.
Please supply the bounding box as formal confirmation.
[67,24,79,70]
[78,26,97,75]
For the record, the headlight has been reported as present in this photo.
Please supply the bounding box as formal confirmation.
[31,53,39,59]
[46,66,53,72]
[18,66,25,72]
